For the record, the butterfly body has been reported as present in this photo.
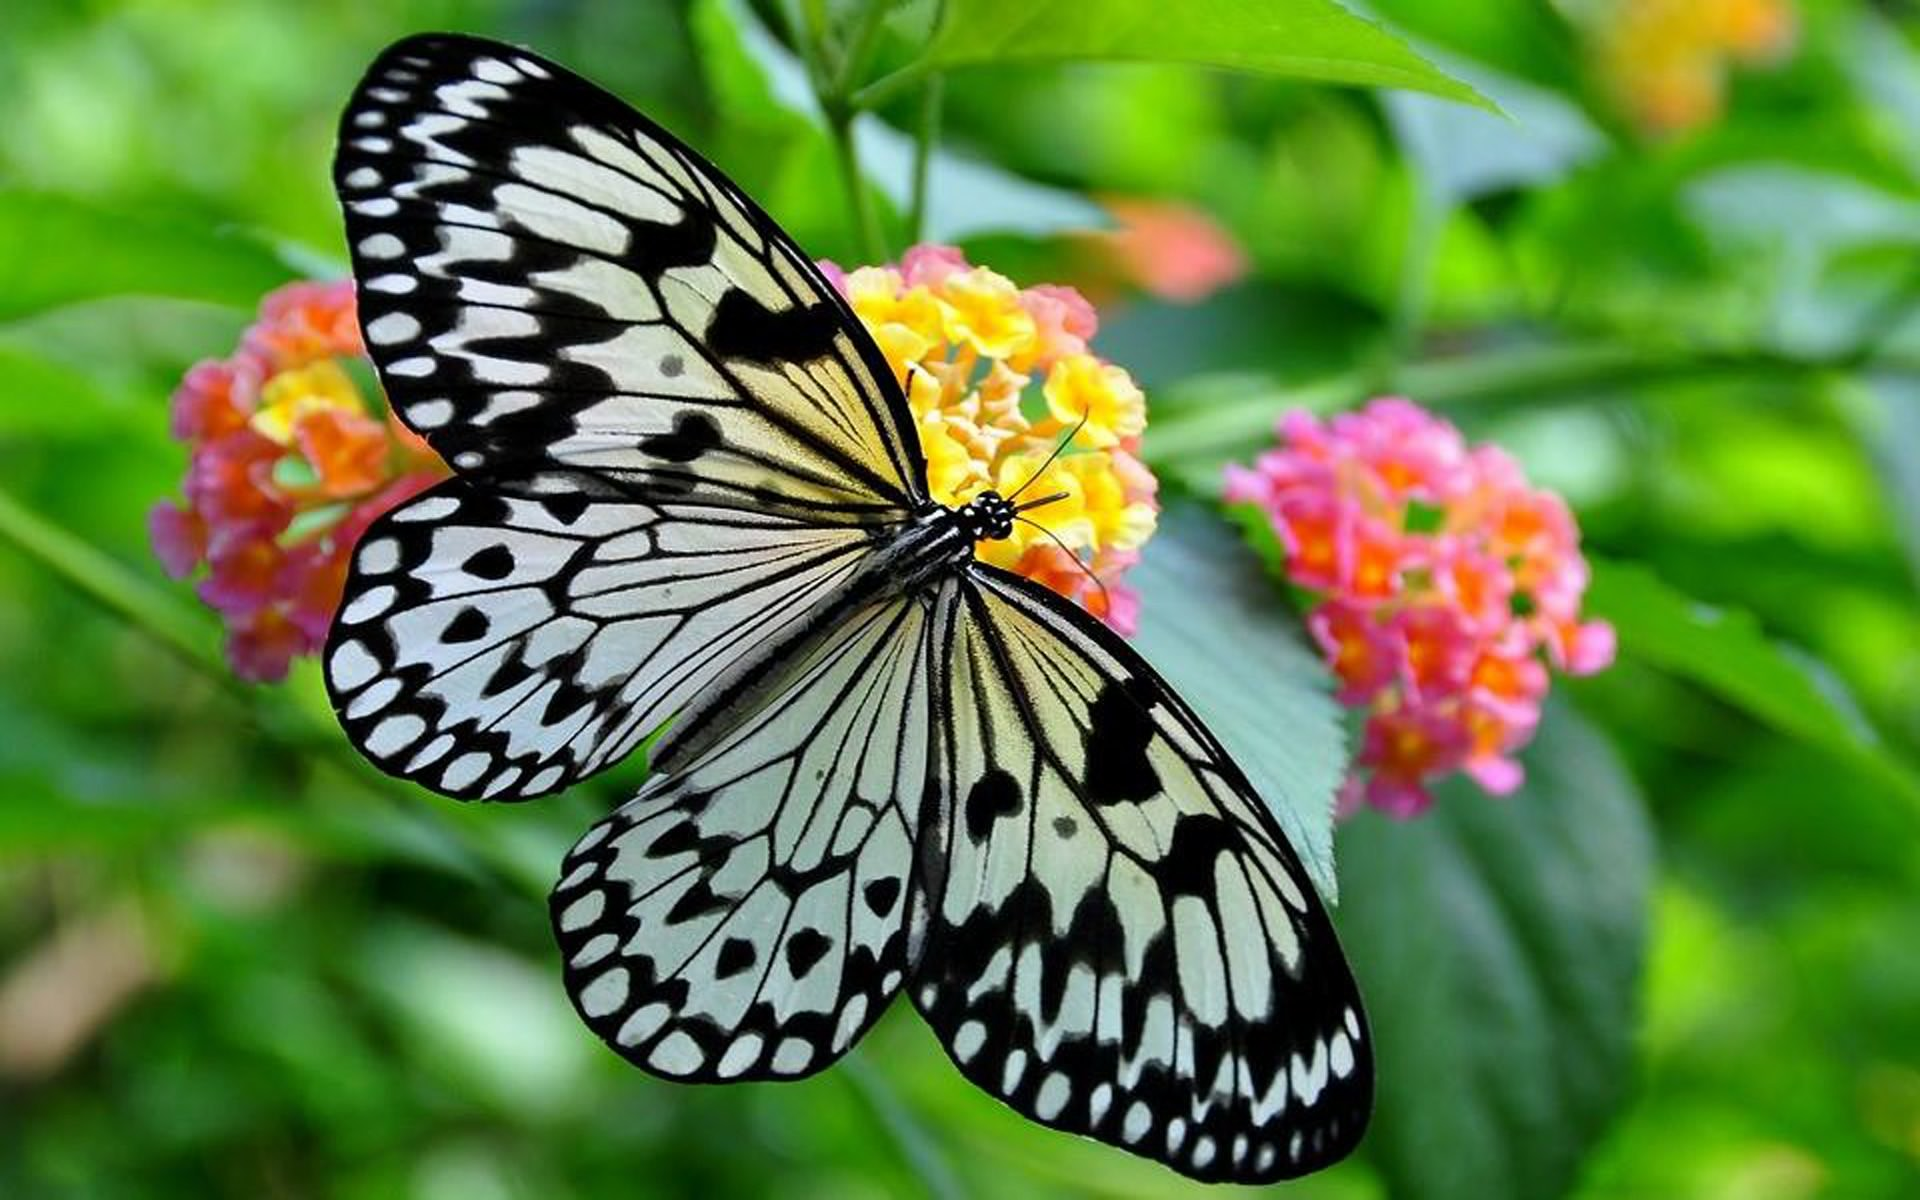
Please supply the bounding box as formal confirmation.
[327,33,1372,1183]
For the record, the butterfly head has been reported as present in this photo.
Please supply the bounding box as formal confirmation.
[956,491,1017,542]
[955,490,1073,544]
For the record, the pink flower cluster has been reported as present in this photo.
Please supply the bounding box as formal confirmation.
[1225,398,1616,818]
[150,281,447,681]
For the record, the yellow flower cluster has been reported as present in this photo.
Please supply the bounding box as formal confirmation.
[827,245,1158,633]
[1591,0,1795,134]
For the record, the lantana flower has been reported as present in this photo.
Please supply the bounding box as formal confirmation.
[151,280,447,681]
[1587,0,1796,135]
[1226,398,1615,818]
[1093,198,1249,304]
[825,244,1159,634]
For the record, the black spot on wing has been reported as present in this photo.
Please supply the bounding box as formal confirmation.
[705,292,842,365]
[862,877,900,918]
[441,605,490,644]
[965,769,1024,844]
[784,928,832,978]
[625,204,719,278]
[640,411,721,463]
[1084,680,1161,805]
[715,937,758,980]
[462,544,515,581]
[539,491,591,525]
[1152,814,1240,898]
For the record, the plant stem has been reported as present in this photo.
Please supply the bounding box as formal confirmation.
[842,1051,966,1200]
[797,0,832,90]
[800,0,887,262]
[907,72,943,242]
[0,486,232,683]
[1375,187,1447,386]
[825,99,888,262]
[1144,342,1920,462]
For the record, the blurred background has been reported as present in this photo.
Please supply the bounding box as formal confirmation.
[3,0,1919,1197]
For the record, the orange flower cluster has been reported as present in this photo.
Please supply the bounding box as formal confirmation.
[151,281,446,681]
[1226,399,1615,818]
[1592,0,1796,134]
[822,245,1160,633]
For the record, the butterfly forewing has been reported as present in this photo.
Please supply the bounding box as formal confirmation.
[327,469,877,798]
[911,567,1372,1183]
[549,590,944,1079]
[334,33,925,515]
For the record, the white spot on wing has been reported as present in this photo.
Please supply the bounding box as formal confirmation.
[648,1029,704,1075]
[363,713,422,756]
[365,311,421,345]
[772,1038,813,1074]
[408,399,454,429]
[329,640,379,691]
[579,967,628,1017]
[558,890,604,932]
[616,1002,669,1046]
[716,1035,762,1078]
[1034,1073,1071,1121]
[1331,1030,1355,1079]
[340,584,397,623]
[440,751,491,791]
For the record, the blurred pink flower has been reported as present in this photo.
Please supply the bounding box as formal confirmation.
[1097,198,1248,304]
[1229,398,1614,817]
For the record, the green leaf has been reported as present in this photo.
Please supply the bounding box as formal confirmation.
[1385,54,1602,206]
[0,340,133,433]
[1853,374,1920,591]
[1336,705,1653,1200]
[0,190,293,322]
[1129,503,1348,900]
[695,0,1106,244]
[903,0,1493,111]
[1585,557,1920,804]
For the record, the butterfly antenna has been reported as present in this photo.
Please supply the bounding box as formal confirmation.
[1015,515,1112,616]
[1006,408,1091,502]
[1014,490,1069,514]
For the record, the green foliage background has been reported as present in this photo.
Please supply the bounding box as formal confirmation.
[2,1,1918,1197]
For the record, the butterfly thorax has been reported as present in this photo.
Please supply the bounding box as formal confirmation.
[862,491,1021,600]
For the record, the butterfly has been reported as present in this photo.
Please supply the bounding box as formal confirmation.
[324,33,1371,1183]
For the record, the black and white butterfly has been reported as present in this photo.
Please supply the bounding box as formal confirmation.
[325,33,1371,1183]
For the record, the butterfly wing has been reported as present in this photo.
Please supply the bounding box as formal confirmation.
[336,33,925,514]
[327,469,879,798]
[913,566,1372,1183]
[327,35,930,798]
[549,589,945,1078]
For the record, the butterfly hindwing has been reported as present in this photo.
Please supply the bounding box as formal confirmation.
[549,590,943,1079]
[325,469,876,799]
[335,33,925,515]
[911,567,1372,1183]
